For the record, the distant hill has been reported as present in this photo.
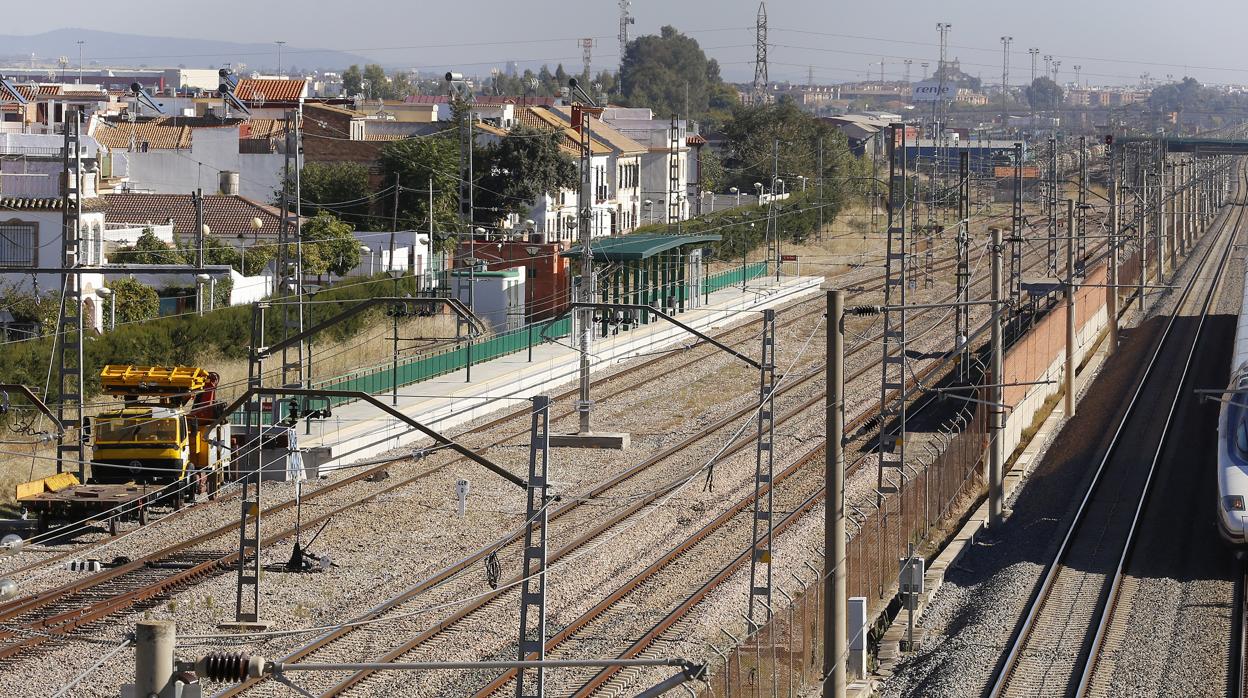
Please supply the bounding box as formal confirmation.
[0,28,370,73]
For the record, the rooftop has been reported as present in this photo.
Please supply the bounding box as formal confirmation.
[234,78,308,103]
[100,193,285,239]
[563,233,722,261]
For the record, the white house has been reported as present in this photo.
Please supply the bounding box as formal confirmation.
[93,115,288,201]
[600,107,694,225]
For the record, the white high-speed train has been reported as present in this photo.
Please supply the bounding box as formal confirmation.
[1217,275,1248,547]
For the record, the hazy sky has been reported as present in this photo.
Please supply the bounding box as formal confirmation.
[6,0,1248,87]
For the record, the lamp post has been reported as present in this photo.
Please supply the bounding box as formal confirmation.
[644,198,654,225]
[275,41,286,79]
[196,273,211,315]
[730,186,740,207]
[753,181,764,204]
[76,40,84,85]
[236,216,262,281]
[360,245,372,275]
[796,175,807,192]
[95,287,114,332]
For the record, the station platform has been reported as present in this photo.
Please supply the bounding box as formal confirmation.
[296,273,824,475]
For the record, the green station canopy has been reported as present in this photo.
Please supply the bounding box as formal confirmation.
[563,233,723,262]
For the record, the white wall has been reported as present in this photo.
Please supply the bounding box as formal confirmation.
[114,126,285,200]
[453,268,526,333]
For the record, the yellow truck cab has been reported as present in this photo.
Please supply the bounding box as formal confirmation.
[92,405,190,484]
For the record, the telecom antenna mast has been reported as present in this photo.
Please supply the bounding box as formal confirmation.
[618,0,634,74]
[753,2,768,104]
[579,38,594,78]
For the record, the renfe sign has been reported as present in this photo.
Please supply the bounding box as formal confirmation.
[911,81,954,102]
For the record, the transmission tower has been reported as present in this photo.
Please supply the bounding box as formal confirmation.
[617,0,634,73]
[579,38,594,78]
[753,2,768,104]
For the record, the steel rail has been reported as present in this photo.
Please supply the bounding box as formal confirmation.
[988,161,1245,698]
[216,217,1103,697]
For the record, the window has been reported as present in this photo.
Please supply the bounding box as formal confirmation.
[1237,420,1248,457]
[0,222,37,267]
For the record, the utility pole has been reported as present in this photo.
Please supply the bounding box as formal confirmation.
[56,108,85,480]
[391,172,401,406]
[1155,142,1164,281]
[823,289,846,698]
[989,227,1004,527]
[517,395,551,698]
[956,151,971,378]
[1107,140,1119,350]
[748,309,777,632]
[1000,36,1012,129]
[763,139,773,280]
[1010,142,1023,309]
[195,188,205,316]
[1137,145,1147,313]
[878,124,907,503]
[1064,199,1076,417]
[1077,137,1087,274]
[1048,137,1058,275]
[818,137,825,238]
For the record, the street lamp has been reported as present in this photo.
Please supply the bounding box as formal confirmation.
[795,175,807,192]
[360,245,372,275]
[730,186,740,207]
[774,179,786,196]
[196,273,212,314]
[95,287,114,332]
[753,182,764,203]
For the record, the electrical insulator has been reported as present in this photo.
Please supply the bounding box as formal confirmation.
[197,652,266,682]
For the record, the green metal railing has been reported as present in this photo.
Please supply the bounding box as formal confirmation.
[233,266,769,423]
[703,261,769,294]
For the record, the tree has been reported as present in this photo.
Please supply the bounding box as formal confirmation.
[109,278,160,324]
[342,65,363,97]
[111,228,185,265]
[280,161,374,229]
[177,235,241,272]
[379,136,462,238]
[476,126,578,222]
[619,26,731,120]
[720,100,867,208]
[362,64,391,100]
[698,147,725,193]
[240,243,274,277]
[300,212,360,281]
[1025,77,1064,110]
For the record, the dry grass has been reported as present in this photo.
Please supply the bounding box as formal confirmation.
[0,314,458,513]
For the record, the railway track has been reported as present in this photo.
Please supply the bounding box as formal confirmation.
[987,164,1246,698]
[207,235,1102,697]
[0,250,912,664]
[2,206,1079,679]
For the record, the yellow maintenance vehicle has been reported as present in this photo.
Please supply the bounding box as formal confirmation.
[17,365,230,531]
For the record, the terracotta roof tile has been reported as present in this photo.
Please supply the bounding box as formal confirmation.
[238,118,288,140]
[234,78,307,103]
[101,193,285,240]
[516,107,611,156]
[95,119,193,150]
